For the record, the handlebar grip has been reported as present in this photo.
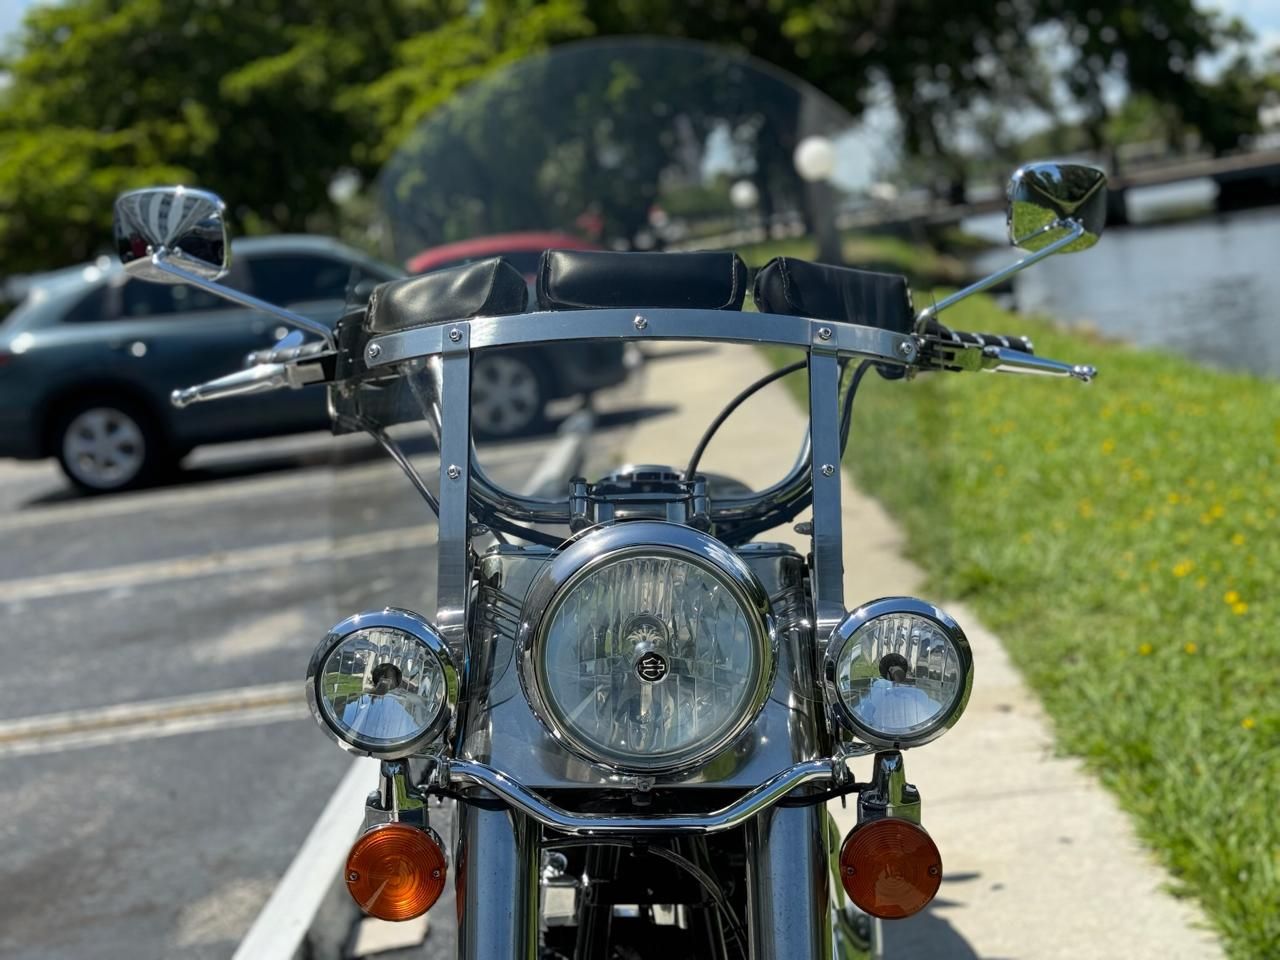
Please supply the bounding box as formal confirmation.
[921,319,1034,354]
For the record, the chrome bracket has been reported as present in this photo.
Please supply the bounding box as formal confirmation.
[857,751,921,826]
[367,759,431,831]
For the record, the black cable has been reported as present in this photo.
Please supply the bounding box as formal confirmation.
[839,360,874,456]
[716,358,873,546]
[683,359,808,481]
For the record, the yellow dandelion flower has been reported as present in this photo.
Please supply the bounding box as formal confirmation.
[1172,560,1194,578]
[1167,492,1181,505]
[1195,577,1207,590]
[1241,717,1256,731]
[1078,500,1094,519]
[1232,602,1249,616]
[1231,532,1246,546]
[1210,503,1225,519]
[1138,642,1153,656]
[1101,438,1116,454]
[1184,642,1198,655]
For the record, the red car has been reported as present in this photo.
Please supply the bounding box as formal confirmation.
[408,233,630,438]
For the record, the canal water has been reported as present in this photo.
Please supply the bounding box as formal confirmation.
[969,206,1280,378]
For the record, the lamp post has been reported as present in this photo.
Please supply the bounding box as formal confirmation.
[793,136,842,264]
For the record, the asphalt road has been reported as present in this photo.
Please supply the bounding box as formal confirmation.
[0,416,635,960]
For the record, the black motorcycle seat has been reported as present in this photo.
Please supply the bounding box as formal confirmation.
[366,257,528,334]
[753,256,915,334]
[537,249,748,311]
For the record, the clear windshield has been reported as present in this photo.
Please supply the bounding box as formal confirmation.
[378,38,898,269]
[354,38,904,511]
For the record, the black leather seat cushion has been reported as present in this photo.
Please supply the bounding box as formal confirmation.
[537,249,748,312]
[753,257,914,334]
[366,257,528,334]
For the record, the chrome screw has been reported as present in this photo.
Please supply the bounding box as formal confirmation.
[449,328,462,342]
[348,871,359,882]
[366,343,381,360]
[447,465,461,480]
[817,327,833,341]
[897,340,917,360]
[431,868,442,879]
[821,464,835,477]
[633,315,648,330]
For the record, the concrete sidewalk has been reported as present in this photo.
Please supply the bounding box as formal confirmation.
[625,342,1222,959]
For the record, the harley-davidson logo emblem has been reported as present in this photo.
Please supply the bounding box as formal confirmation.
[635,650,668,683]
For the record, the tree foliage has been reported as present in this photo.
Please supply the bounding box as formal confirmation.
[0,0,1269,274]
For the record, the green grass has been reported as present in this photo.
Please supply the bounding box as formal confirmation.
[770,292,1279,958]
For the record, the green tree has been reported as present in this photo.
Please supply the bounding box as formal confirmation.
[0,0,588,274]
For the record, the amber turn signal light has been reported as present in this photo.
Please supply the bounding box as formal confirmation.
[839,817,942,919]
[346,823,448,921]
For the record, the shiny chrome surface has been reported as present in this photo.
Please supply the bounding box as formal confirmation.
[515,521,777,776]
[823,597,973,749]
[431,338,473,674]
[1007,161,1108,252]
[114,186,336,346]
[365,309,915,370]
[808,348,846,650]
[454,801,538,960]
[445,756,839,836]
[114,186,228,282]
[365,759,432,830]
[169,357,326,408]
[463,543,823,789]
[916,219,1086,325]
[858,751,922,826]
[746,803,833,959]
[305,608,459,759]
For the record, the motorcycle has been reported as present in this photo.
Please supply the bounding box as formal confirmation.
[111,40,1105,960]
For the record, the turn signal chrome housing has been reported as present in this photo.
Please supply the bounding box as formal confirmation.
[346,823,448,921]
[839,817,942,919]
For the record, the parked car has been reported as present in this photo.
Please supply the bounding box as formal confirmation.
[407,232,632,438]
[0,235,394,492]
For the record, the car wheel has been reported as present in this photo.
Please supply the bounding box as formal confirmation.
[471,352,547,438]
[54,400,167,493]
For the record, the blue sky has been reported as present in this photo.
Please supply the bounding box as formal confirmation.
[2,0,1278,57]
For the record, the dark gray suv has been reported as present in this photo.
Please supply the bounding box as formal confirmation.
[0,235,394,491]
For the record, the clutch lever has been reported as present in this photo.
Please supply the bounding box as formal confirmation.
[171,357,329,408]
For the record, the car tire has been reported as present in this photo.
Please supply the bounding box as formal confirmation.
[53,398,170,493]
[470,351,549,439]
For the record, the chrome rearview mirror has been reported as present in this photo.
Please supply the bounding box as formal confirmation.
[114,186,230,283]
[917,160,1107,326]
[110,185,335,348]
[1007,162,1107,253]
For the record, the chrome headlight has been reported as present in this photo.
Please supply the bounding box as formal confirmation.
[823,597,973,748]
[518,522,775,774]
[306,608,458,759]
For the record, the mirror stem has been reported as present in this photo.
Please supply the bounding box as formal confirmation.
[148,252,336,348]
[914,220,1085,330]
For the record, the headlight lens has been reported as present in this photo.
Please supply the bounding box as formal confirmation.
[823,597,972,747]
[306,609,458,758]
[519,523,775,774]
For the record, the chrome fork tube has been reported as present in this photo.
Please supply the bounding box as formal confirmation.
[745,804,833,960]
[456,800,539,960]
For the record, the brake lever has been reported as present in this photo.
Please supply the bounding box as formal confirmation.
[919,339,1096,383]
[170,359,328,408]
